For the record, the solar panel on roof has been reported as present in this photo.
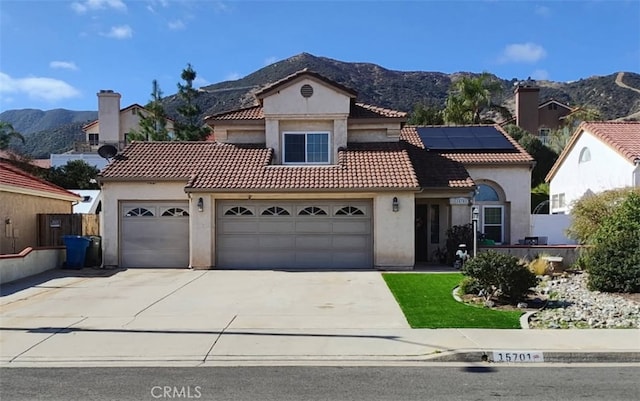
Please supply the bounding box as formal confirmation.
[416,126,516,151]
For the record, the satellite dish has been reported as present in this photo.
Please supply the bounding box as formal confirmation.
[98,144,118,160]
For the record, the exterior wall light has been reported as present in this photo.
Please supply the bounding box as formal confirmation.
[197,197,204,212]
[392,197,399,212]
[472,206,480,257]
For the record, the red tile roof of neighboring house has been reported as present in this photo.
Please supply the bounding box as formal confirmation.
[0,161,81,200]
[99,141,420,191]
[206,102,406,122]
[400,125,535,165]
[545,121,640,182]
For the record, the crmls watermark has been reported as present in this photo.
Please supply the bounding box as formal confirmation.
[150,386,202,399]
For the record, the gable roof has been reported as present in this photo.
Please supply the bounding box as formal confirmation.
[546,121,640,182]
[0,161,82,201]
[99,141,420,191]
[401,125,535,165]
[82,103,146,130]
[205,102,406,122]
[254,69,358,100]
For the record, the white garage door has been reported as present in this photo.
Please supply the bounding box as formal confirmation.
[217,200,372,269]
[121,201,189,268]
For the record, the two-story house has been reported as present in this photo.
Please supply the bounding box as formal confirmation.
[98,70,533,269]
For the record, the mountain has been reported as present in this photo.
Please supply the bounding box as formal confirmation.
[3,53,639,158]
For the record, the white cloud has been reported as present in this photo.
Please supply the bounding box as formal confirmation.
[213,1,231,13]
[0,72,81,102]
[168,19,186,30]
[71,0,127,14]
[102,25,133,39]
[50,61,79,71]
[226,72,241,80]
[535,5,551,17]
[531,69,550,80]
[264,56,277,66]
[498,42,547,63]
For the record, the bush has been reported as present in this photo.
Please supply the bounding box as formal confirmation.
[528,256,550,276]
[585,192,640,293]
[458,276,481,295]
[568,187,640,244]
[462,251,538,302]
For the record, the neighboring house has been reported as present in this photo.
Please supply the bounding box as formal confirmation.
[546,121,640,214]
[98,70,533,269]
[72,190,102,214]
[50,90,174,170]
[502,81,575,145]
[0,161,81,254]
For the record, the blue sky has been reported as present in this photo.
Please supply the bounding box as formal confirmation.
[1,0,639,112]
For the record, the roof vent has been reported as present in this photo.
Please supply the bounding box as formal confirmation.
[300,84,314,98]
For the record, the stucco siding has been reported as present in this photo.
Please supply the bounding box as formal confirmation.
[262,78,351,116]
[0,192,73,254]
[467,165,531,245]
[550,131,635,213]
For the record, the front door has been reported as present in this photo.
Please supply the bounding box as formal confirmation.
[415,203,442,264]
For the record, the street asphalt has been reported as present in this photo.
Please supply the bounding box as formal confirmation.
[1,267,639,367]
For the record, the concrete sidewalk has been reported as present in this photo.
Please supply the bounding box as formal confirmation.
[1,268,639,367]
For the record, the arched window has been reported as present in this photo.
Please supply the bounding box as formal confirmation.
[335,206,365,216]
[298,206,327,216]
[579,147,591,163]
[262,206,290,216]
[125,207,154,217]
[162,208,189,217]
[224,206,253,216]
[475,184,500,201]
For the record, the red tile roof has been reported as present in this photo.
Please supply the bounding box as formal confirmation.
[100,141,420,191]
[0,161,81,200]
[546,121,640,182]
[206,103,405,122]
[400,125,535,164]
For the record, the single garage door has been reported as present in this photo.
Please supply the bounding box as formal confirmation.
[217,200,372,269]
[121,201,189,268]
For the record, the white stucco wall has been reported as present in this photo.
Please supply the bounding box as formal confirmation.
[550,131,635,213]
[100,181,189,267]
[51,153,109,170]
[467,165,532,245]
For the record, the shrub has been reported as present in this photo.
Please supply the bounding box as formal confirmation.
[462,250,538,302]
[585,192,640,293]
[567,187,640,244]
[445,224,473,265]
[458,276,481,295]
[528,256,550,276]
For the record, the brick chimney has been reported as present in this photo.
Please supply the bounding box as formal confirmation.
[514,82,540,136]
[97,90,121,143]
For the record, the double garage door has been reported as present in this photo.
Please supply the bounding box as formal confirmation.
[217,200,372,269]
[120,201,189,268]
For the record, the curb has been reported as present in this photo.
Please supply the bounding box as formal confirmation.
[427,351,640,363]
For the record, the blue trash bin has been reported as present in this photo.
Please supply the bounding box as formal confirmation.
[63,235,91,269]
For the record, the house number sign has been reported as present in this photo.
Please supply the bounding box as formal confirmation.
[492,351,544,363]
[449,197,470,205]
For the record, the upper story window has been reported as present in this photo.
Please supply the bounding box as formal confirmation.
[579,147,591,163]
[283,132,329,164]
[88,133,99,146]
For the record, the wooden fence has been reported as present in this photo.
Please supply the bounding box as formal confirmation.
[37,214,99,247]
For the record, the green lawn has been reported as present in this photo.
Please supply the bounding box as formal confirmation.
[382,273,523,329]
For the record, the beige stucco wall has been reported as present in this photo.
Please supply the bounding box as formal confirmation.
[466,165,532,245]
[0,191,73,254]
[99,181,189,267]
[262,77,351,116]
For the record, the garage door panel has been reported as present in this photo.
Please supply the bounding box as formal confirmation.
[217,200,371,269]
[121,202,189,268]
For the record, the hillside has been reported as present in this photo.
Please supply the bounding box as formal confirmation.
[2,53,639,158]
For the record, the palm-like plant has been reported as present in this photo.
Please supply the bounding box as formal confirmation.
[444,73,510,124]
[0,121,25,150]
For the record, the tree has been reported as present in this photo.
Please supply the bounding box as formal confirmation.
[443,74,511,124]
[0,121,25,150]
[174,63,211,141]
[128,80,172,141]
[46,160,100,189]
[408,103,444,125]
[503,124,559,187]
[548,107,601,153]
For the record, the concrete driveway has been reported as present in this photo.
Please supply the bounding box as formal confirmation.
[0,268,412,365]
